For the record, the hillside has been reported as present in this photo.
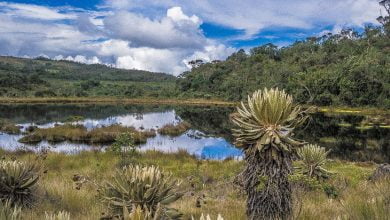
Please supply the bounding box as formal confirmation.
[0,56,176,98]
[177,26,390,108]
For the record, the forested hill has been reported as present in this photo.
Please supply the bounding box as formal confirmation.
[177,26,390,108]
[0,56,176,98]
[0,56,175,82]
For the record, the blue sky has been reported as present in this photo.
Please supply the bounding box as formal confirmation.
[0,0,382,75]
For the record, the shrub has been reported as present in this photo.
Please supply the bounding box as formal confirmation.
[0,200,21,220]
[0,160,39,207]
[99,165,182,219]
[296,144,331,180]
[110,132,138,154]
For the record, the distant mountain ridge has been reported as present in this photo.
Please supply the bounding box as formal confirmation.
[0,56,175,82]
[0,56,177,98]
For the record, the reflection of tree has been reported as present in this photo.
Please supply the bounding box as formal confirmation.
[174,106,235,142]
[0,104,171,124]
[134,113,144,120]
[295,113,389,163]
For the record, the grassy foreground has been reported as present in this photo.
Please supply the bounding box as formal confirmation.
[0,149,388,220]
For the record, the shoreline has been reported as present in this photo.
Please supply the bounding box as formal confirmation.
[0,97,388,114]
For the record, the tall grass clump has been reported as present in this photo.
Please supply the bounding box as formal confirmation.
[0,160,39,207]
[0,200,21,220]
[340,177,390,219]
[231,88,309,219]
[44,211,71,220]
[99,165,183,219]
[297,144,331,180]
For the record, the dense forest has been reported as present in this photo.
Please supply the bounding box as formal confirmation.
[0,56,176,98]
[177,24,390,108]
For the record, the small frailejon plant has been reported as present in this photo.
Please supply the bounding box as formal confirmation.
[0,200,21,220]
[44,211,71,220]
[0,160,39,207]
[296,144,331,180]
[99,165,183,219]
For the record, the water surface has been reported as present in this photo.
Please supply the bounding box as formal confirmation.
[0,104,388,162]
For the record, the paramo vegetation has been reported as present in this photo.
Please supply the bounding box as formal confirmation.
[177,7,390,108]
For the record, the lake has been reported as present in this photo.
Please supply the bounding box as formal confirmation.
[0,103,388,162]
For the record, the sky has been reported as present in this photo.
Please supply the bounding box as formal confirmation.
[0,0,383,75]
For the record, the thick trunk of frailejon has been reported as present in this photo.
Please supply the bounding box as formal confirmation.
[242,148,293,220]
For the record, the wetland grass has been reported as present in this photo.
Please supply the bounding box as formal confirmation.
[18,124,156,145]
[157,121,192,137]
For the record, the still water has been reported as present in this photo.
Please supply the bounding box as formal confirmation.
[0,104,388,162]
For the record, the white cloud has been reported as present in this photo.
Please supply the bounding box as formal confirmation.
[0,2,77,20]
[103,7,205,49]
[103,0,381,39]
[167,6,200,24]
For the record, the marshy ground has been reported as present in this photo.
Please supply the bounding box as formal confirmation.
[1,149,388,220]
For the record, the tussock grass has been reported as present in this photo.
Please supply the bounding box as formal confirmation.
[157,121,192,137]
[0,150,387,219]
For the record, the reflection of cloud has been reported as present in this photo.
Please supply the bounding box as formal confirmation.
[140,131,242,159]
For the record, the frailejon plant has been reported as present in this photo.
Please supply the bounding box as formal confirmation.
[0,200,21,220]
[296,144,331,180]
[0,160,39,207]
[231,88,309,219]
[99,165,182,219]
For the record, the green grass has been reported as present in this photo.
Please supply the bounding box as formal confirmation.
[0,149,387,220]
[19,124,156,144]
